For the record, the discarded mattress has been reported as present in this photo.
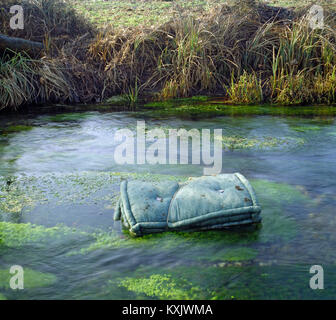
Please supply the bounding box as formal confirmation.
[114,173,262,236]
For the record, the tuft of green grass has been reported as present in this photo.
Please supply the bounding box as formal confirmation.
[226,71,264,104]
[0,52,73,110]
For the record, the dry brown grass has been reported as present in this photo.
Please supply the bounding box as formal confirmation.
[0,0,95,55]
[87,1,336,104]
[1,0,336,109]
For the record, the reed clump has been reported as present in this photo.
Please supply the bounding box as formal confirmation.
[0,0,103,109]
[0,52,73,108]
[1,0,336,110]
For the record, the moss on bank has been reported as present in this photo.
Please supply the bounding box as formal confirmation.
[135,103,336,120]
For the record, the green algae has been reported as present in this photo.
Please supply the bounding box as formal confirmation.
[74,227,260,255]
[197,247,258,263]
[87,224,260,250]
[69,179,304,254]
[259,208,297,242]
[0,217,275,261]
[0,172,188,218]
[249,179,307,242]
[99,178,306,249]
[0,221,115,258]
[209,264,336,300]
[107,122,298,150]
[0,174,304,257]
[0,268,56,289]
[0,222,83,248]
[93,179,303,250]
[0,221,116,257]
[0,180,35,215]
[118,274,201,300]
[46,113,94,122]
[114,264,336,300]
[220,135,304,150]
[0,125,33,135]
[251,179,309,206]
[291,125,322,132]
[0,293,7,300]
[0,174,304,256]
[136,104,336,120]
[72,231,126,255]
[143,96,209,109]
[0,108,334,300]
[0,175,46,216]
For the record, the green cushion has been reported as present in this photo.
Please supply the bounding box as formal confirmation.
[114,173,262,236]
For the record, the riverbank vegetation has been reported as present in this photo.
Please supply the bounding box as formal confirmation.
[1,0,336,110]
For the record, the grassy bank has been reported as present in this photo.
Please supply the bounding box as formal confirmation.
[70,0,313,28]
[1,0,336,110]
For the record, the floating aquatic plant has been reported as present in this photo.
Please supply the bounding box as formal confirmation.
[0,222,82,248]
[220,135,304,150]
[118,274,202,300]
[114,263,336,300]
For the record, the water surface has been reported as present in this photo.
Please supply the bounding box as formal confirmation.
[0,103,335,299]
